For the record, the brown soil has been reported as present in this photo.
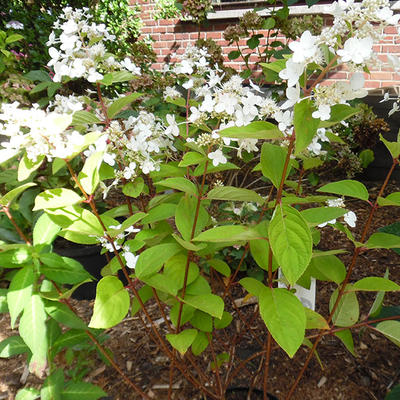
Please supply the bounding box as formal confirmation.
[1,182,400,400]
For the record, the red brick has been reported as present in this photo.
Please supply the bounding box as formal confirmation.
[327,71,348,80]
[364,81,381,88]
[152,26,168,33]
[381,45,400,53]
[369,71,393,80]
[205,32,222,40]
[384,26,399,34]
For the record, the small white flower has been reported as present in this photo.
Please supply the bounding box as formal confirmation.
[343,211,357,227]
[208,149,227,166]
[121,57,141,74]
[124,251,139,269]
[289,31,318,64]
[337,37,373,64]
[312,104,331,121]
[123,162,137,179]
[281,85,300,110]
[182,79,194,90]
[318,218,337,228]
[326,198,345,208]
[279,59,306,87]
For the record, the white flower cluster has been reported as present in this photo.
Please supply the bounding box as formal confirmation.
[0,102,85,163]
[187,73,283,163]
[318,197,357,228]
[95,224,140,269]
[48,94,85,114]
[278,0,397,121]
[85,112,177,194]
[47,7,140,83]
[171,45,210,76]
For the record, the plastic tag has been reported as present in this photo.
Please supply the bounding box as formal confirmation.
[277,269,316,310]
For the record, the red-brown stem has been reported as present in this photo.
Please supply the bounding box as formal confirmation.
[263,333,272,400]
[296,167,304,196]
[208,332,224,398]
[2,207,31,245]
[185,88,191,139]
[286,158,398,400]
[96,82,110,128]
[64,161,211,394]
[303,55,339,97]
[152,287,173,331]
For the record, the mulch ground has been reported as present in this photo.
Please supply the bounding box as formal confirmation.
[1,181,400,400]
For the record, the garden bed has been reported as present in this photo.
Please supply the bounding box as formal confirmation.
[1,181,399,400]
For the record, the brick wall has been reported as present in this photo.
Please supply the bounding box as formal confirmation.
[136,0,400,89]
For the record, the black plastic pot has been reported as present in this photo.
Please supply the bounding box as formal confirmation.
[225,387,278,400]
[55,244,108,300]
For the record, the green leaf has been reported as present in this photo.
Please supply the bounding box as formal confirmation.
[378,192,400,206]
[317,180,369,201]
[89,276,130,329]
[0,247,31,268]
[44,300,87,330]
[334,329,355,356]
[228,50,240,60]
[175,195,209,241]
[375,321,400,347]
[380,134,400,159]
[0,182,37,206]
[33,213,61,246]
[240,277,266,297]
[352,277,400,292]
[386,385,400,400]
[61,382,107,400]
[0,335,29,357]
[178,152,205,167]
[218,121,282,140]
[207,186,264,204]
[260,143,289,188]
[41,369,64,400]
[33,188,82,210]
[214,311,233,330]
[19,294,48,376]
[72,111,101,125]
[141,203,176,224]
[122,177,144,198]
[259,287,306,358]
[193,225,260,243]
[305,308,329,330]
[40,253,91,285]
[319,104,360,128]
[294,99,320,155]
[78,151,103,194]
[308,255,346,284]
[207,259,231,277]
[30,81,50,94]
[25,70,51,82]
[166,329,198,355]
[269,205,312,285]
[369,270,389,317]
[18,154,44,181]
[50,330,88,357]
[7,266,34,328]
[164,255,199,291]
[183,294,224,319]
[5,33,24,44]
[101,70,135,85]
[191,331,209,355]
[156,177,198,196]
[329,286,359,327]
[108,92,143,119]
[301,207,347,226]
[366,232,400,249]
[135,243,182,279]
[15,388,40,400]
[190,310,213,332]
